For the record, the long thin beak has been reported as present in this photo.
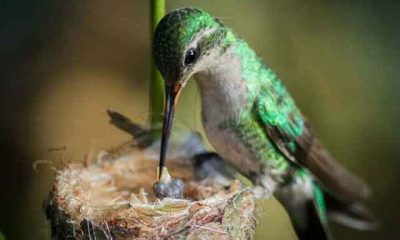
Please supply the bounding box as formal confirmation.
[159,82,182,179]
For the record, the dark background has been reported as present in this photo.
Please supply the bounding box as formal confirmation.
[0,0,399,239]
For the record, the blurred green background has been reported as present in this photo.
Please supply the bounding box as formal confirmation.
[0,0,399,239]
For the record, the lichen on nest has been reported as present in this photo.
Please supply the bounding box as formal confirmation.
[45,111,257,239]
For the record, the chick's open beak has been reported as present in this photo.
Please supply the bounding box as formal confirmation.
[159,82,182,179]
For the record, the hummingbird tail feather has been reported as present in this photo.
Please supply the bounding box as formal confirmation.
[276,175,333,240]
[295,127,379,230]
[323,191,379,230]
[276,173,378,240]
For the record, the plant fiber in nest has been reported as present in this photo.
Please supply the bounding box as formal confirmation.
[45,116,257,240]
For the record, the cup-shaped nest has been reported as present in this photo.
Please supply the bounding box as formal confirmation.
[45,115,257,240]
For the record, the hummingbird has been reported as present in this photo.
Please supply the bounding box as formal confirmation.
[153,7,377,239]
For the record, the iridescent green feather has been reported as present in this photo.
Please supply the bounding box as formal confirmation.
[219,33,305,180]
[221,112,291,181]
[233,38,305,150]
[313,182,328,223]
[296,169,328,223]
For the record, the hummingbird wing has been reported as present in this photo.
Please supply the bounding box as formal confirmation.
[253,91,371,203]
[253,91,379,231]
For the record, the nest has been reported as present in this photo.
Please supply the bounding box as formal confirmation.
[45,111,257,239]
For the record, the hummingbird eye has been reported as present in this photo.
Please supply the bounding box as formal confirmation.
[184,48,198,66]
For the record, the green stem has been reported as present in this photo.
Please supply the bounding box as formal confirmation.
[149,0,166,134]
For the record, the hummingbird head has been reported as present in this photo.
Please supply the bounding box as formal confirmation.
[153,7,226,87]
[152,8,227,178]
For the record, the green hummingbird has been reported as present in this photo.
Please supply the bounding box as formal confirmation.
[153,7,377,239]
